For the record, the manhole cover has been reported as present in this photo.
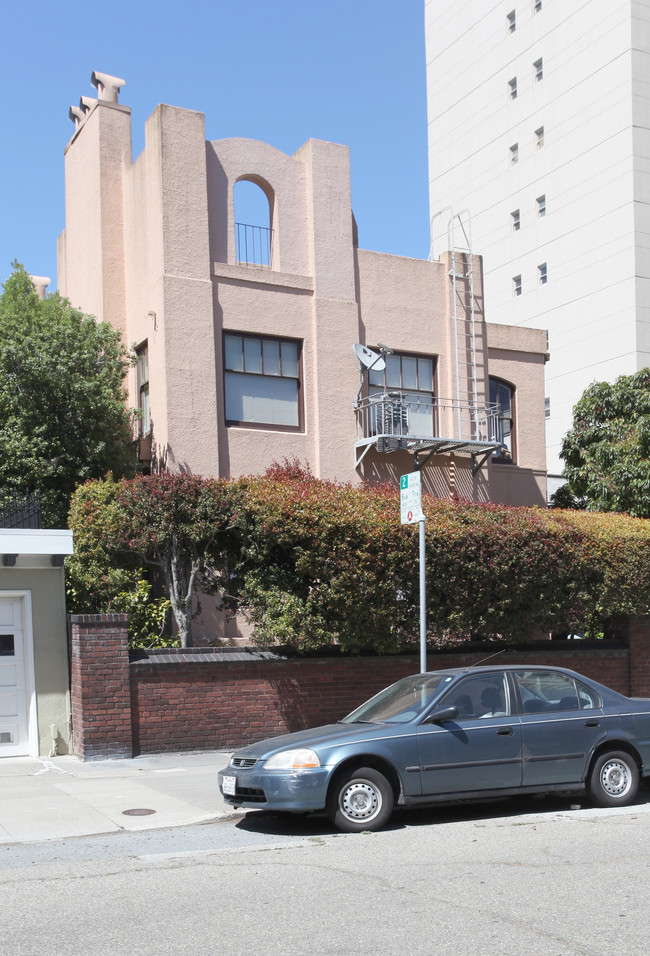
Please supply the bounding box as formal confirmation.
[122,808,157,816]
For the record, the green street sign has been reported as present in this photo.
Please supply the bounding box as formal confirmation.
[400,472,423,524]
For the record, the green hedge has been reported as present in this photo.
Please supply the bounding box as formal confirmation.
[67,466,650,652]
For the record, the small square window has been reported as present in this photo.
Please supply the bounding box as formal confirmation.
[510,143,519,166]
[538,262,548,286]
[511,209,521,232]
[507,10,516,33]
[535,126,545,149]
[508,77,518,100]
[513,275,522,297]
[537,194,546,218]
[534,58,543,82]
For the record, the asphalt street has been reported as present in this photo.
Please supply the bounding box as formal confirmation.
[2,792,650,956]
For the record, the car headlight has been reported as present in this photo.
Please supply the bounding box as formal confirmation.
[264,748,321,770]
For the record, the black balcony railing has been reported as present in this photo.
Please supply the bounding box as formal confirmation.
[0,489,42,529]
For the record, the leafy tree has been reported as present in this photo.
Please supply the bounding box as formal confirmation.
[0,263,136,527]
[111,473,239,647]
[66,467,650,653]
[66,475,171,649]
[560,368,650,517]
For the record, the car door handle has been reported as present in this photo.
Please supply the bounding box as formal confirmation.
[585,720,600,728]
[497,727,514,736]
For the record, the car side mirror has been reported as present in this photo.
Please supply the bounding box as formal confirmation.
[426,705,459,723]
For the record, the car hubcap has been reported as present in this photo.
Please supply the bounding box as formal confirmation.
[340,781,381,822]
[601,759,632,797]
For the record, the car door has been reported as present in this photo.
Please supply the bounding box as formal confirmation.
[513,670,606,787]
[417,671,523,796]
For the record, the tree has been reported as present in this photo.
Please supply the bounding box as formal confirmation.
[560,368,650,517]
[0,263,136,527]
[111,473,239,647]
[66,475,171,649]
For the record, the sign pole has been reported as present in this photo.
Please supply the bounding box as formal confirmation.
[400,472,427,674]
[419,515,427,674]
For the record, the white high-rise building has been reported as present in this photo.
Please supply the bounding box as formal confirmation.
[425,0,650,481]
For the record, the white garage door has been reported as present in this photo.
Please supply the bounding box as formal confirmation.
[0,594,35,756]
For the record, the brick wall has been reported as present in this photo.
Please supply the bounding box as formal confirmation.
[69,616,649,758]
[68,614,132,758]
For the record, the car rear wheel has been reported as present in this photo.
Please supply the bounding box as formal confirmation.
[327,766,394,833]
[588,751,639,807]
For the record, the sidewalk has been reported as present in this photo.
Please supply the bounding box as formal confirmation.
[0,751,241,844]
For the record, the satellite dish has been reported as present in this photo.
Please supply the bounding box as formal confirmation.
[353,343,385,371]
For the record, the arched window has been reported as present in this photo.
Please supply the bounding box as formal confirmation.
[489,377,515,461]
[234,179,272,268]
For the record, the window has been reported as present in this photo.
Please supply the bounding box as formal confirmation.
[440,673,510,719]
[535,125,545,149]
[510,143,519,166]
[508,77,518,100]
[507,10,516,32]
[511,209,521,232]
[224,333,302,429]
[136,343,150,436]
[537,194,546,218]
[534,0,542,11]
[490,378,515,460]
[234,179,273,268]
[538,262,548,285]
[513,274,522,297]
[368,352,436,438]
[545,397,551,419]
[514,671,599,713]
[534,58,543,82]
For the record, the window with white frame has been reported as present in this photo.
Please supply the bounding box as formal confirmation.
[510,143,519,166]
[507,10,516,32]
[224,332,302,429]
[490,378,515,461]
[508,77,518,100]
[545,397,551,419]
[368,352,436,438]
[538,262,548,285]
[513,275,522,297]
[535,126,544,149]
[511,209,521,232]
[537,194,546,218]
[136,343,151,436]
[534,58,543,82]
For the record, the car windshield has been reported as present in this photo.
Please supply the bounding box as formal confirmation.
[341,673,454,724]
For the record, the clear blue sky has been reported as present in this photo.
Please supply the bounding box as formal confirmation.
[1,0,429,293]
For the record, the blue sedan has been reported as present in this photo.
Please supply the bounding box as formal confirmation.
[218,665,650,832]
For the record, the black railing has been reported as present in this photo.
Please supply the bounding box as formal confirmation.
[0,489,42,529]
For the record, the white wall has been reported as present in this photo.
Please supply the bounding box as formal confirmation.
[426,0,650,473]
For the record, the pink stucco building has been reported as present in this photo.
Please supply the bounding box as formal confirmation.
[58,72,548,506]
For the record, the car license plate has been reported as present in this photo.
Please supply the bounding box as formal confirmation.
[222,775,236,796]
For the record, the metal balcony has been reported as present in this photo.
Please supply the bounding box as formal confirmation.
[354,392,507,472]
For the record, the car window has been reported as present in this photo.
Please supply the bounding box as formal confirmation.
[514,671,599,713]
[438,672,510,719]
[341,673,452,724]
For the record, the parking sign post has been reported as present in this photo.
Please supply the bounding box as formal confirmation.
[400,473,427,674]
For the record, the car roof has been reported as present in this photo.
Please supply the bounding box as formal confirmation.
[424,664,586,678]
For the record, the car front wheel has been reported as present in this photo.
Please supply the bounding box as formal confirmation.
[588,751,639,807]
[327,766,394,833]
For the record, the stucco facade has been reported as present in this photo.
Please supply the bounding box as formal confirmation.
[426,0,650,482]
[58,73,548,506]
[0,529,74,757]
